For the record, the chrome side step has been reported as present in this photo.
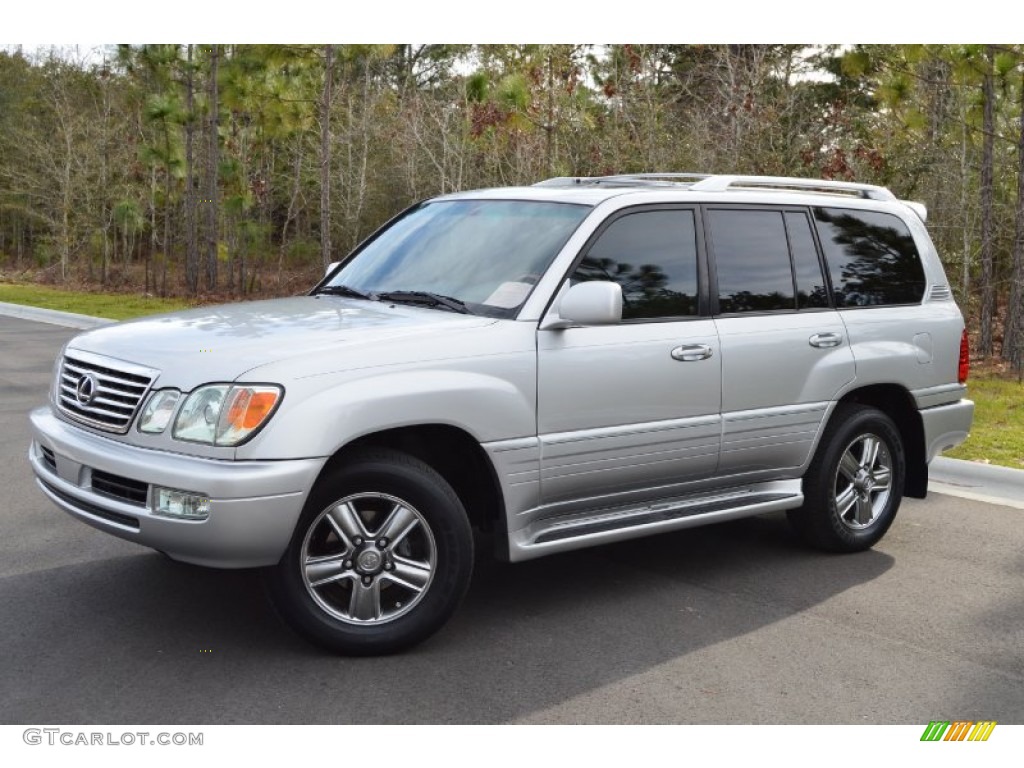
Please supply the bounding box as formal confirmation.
[508,480,803,562]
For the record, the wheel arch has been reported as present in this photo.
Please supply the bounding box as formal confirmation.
[316,424,507,541]
[836,384,927,498]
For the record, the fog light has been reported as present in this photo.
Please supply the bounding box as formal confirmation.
[154,487,210,520]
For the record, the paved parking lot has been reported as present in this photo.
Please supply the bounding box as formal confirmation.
[1,315,1021,724]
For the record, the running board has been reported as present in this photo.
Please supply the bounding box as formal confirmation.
[508,481,803,562]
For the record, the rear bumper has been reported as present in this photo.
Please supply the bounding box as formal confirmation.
[920,398,974,462]
[29,406,324,568]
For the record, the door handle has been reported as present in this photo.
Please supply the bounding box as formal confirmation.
[809,332,843,348]
[670,344,713,362]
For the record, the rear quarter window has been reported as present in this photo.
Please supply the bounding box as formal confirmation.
[813,207,926,307]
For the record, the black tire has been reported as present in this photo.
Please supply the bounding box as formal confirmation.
[265,448,474,655]
[787,404,905,553]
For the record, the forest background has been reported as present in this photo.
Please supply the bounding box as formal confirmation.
[0,43,1022,376]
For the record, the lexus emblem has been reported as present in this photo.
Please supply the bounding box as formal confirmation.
[75,373,98,406]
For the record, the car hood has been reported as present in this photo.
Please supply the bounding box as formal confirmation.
[66,296,496,390]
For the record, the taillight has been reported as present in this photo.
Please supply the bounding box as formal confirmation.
[958,329,970,384]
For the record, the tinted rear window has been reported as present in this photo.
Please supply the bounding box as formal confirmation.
[785,212,829,309]
[709,209,795,313]
[813,207,926,307]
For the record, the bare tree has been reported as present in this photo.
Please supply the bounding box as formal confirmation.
[320,44,333,268]
[204,44,219,291]
[184,44,199,294]
[979,46,997,356]
[1004,69,1024,373]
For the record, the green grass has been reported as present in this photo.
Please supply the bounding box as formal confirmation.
[948,373,1024,469]
[0,283,193,320]
[1,282,1020,469]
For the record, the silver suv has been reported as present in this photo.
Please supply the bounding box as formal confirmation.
[28,174,974,654]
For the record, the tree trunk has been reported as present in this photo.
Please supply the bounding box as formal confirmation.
[100,84,110,286]
[278,140,303,277]
[1003,72,1024,373]
[205,44,219,291]
[960,113,971,301]
[161,123,172,297]
[545,48,554,176]
[184,43,199,294]
[320,44,334,269]
[979,46,997,357]
[101,210,108,285]
[60,125,71,282]
[148,166,156,295]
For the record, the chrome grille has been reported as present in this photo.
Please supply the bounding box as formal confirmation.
[57,352,157,433]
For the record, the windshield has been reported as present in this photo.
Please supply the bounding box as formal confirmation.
[322,199,590,318]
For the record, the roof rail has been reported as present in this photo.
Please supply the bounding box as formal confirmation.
[534,173,710,187]
[532,172,924,216]
[689,175,898,201]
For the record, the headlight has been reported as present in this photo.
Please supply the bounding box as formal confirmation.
[138,390,181,433]
[172,384,282,446]
[173,385,229,443]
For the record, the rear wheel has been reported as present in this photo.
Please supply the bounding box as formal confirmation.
[266,449,474,655]
[788,404,905,552]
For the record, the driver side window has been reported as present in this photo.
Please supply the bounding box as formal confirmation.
[570,209,699,320]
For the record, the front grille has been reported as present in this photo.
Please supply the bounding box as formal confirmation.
[57,353,156,433]
[91,470,149,507]
[40,446,57,473]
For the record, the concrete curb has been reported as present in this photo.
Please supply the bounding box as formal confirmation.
[0,301,114,330]
[931,455,1024,484]
[928,456,1024,509]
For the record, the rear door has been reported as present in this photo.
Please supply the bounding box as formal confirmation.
[706,206,856,477]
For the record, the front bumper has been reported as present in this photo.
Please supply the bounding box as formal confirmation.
[29,406,325,568]
[920,398,975,462]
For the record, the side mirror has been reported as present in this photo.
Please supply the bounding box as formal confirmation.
[324,261,341,278]
[541,281,622,329]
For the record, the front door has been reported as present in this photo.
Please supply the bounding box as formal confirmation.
[537,206,722,510]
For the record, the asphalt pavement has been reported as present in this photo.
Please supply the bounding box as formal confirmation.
[0,313,1021,724]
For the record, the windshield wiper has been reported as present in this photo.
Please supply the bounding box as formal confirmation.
[375,290,473,315]
[315,284,373,300]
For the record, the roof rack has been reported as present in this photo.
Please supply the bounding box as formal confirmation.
[535,173,897,201]
[688,174,897,201]
[533,173,925,219]
[533,173,711,188]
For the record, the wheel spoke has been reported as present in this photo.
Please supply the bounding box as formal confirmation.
[349,579,382,621]
[376,503,419,547]
[304,553,349,587]
[299,491,440,628]
[386,555,432,592]
[872,467,892,491]
[839,450,860,481]
[855,494,874,525]
[326,502,367,547]
[860,436,880,470]
[836,485,857,518]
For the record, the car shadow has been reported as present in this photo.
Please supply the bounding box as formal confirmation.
[0,512,893,724]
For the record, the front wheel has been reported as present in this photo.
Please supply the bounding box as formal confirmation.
[788,404,905,552]
[265,449,474,655]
